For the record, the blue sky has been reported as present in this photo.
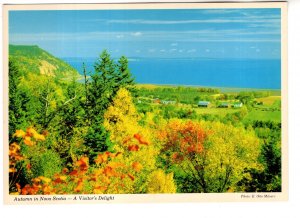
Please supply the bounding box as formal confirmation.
[9,8,281,59]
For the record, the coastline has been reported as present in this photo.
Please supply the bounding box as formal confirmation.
[136,83,281,95]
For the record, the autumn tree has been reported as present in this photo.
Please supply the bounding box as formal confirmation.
[104,88,158,193]
[146,170,176,193]
[9,127,48,192]
[159,120,208,192]
[159,119,262,193]
[11,127,154,195]
[16,71,73,131]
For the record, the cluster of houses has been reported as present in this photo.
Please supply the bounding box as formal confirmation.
[152,98,176,105]
[140,97,243,109]
[198,101,243,108]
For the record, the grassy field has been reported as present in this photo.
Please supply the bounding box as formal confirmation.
[136,83,282,123]
[194,107,241,117]
[256,96,281,106]
[174,103,242,117]
[219,87,281,95]
[244,110,281,122]
[175,103,281,122]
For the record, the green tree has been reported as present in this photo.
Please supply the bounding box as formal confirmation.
[83,50,116,159]
[238,122,281,192]
[88,50,116,122]
[8,60,30,138]
[38,77,56,128]
[58,79,83,139]
[193,96,201,104]
[237,92,254,105]
[82,50,136,159]
[116,56,135,94]
[48,79,86,163]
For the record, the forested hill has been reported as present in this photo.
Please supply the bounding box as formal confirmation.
[9,45,80,80]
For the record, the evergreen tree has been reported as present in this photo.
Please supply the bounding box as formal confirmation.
[82,63,90,123]
[8,60,30,138]
[48,79,85,163]
[82,50,137,160]
[237,123,281,192]
[89,50,116,121]
[58,79,83,140]
[116,56,135,94]
[84,124,113,159]
[83,50,116,159]
[39,78,55,128]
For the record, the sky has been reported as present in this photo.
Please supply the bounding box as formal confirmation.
[9,8,281,59]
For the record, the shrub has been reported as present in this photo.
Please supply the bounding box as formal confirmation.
[30,149,62,178]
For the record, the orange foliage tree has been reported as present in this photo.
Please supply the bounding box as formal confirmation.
[159,119,208,192]
[12,147,154,195]
[159,119,261,193]
[10,107,166,194]
[10,128,147,194]
[9,127,46,193]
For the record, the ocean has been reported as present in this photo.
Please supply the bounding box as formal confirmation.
[62,57,281,90]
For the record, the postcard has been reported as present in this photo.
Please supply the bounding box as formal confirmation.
[2,1,288,204]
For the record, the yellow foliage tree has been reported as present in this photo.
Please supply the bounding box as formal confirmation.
[202,121,262,192]
[146,170,176,193]
[104,88,139,145]
[104,88,159,193]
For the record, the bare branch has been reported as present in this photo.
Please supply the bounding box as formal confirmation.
[63,92,77,105]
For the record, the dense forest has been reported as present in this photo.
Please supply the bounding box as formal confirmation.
[9,45,281,194]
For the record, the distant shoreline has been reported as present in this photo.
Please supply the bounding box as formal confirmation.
[136,83,281,94]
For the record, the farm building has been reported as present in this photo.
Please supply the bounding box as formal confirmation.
[198,101,210,107]
[233,102,243,108]
[218,102,229,108]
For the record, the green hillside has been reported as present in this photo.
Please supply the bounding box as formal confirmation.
[9,45,80,80]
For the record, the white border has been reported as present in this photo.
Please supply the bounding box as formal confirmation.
[1,1,299,218]
[2,0,288,205]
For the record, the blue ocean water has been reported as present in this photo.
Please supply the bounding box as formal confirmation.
[62,57,281,89]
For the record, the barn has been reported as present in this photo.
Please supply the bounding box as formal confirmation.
[198,101,210,107]
[233,102,243,108]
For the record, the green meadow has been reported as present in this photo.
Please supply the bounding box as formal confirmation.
[135,83,281,123]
